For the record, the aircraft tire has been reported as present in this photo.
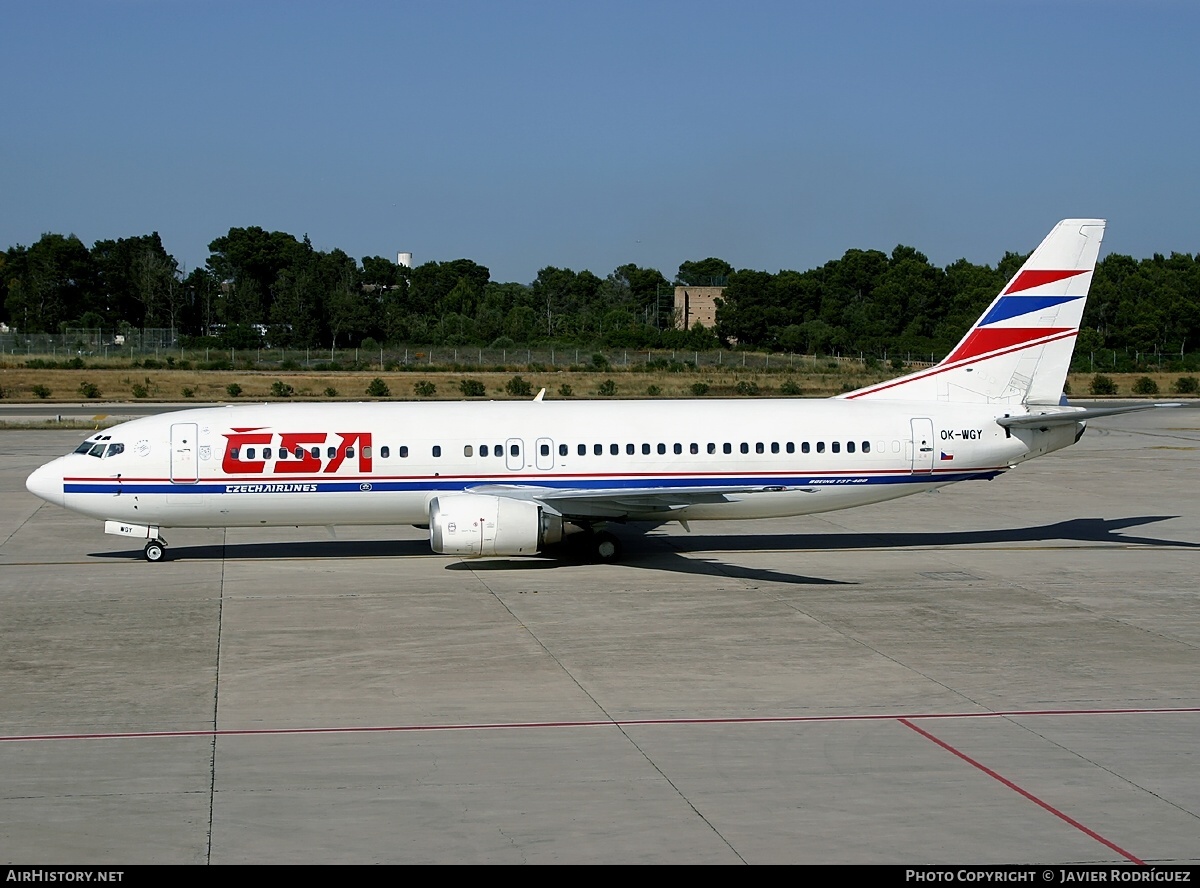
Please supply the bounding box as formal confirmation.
[593,531,622,564]
[144,541,166,563]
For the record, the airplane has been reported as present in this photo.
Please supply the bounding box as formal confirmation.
[23,219,1177,564]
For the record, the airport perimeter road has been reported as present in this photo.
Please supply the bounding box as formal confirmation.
[1,408,1198,864]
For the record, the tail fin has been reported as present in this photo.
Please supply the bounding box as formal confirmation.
[842,219,1106,405]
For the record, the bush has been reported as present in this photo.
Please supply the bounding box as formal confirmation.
[270,380,295,398]
[181,387,195,398]
[413,380,437,397]
[646,384,662,396]
[591,353,610,370]
[366,377,391,398]
[131,382,149,399]
[1133,376,1159,395]
[735,380,760,396]
[226,382,243,398]
[459,378,487,397]
[597,379,617,396]
[779,379,802,396]
[690,382,710,396]
[324,387,339,398]
[1172,376,1198,394]
[505,375,533,397]
[558,383,573,397]
[78,381,102,399]
[1089,374,1117,395]
[32,384,51,399]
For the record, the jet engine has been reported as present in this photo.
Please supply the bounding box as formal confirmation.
[429,494,563,557]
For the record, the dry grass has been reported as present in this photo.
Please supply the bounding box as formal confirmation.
[0,363,1193,403]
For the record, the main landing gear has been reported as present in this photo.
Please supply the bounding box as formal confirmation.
[563,525,623,563]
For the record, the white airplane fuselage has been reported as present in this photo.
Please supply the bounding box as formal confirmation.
[26,398,1076,530]
[23,219,1115,562]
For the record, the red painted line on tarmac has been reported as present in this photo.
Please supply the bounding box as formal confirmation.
[2,704,1196,744]
[899,718,1145,865]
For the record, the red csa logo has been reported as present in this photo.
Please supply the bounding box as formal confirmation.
[222,428,373,475]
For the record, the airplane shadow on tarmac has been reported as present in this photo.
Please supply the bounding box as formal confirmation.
[89,514,1196,588]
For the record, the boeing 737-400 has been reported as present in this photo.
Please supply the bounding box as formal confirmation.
[24,219,1175,563]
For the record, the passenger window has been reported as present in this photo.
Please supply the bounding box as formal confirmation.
[559,444,568,456]
[863,442,871,454]
[380,446,390,459]
[311,446,321,459]
[755,442,764,454]
[771,442,779,454]
[511,444,520,457]
[673,443,682,455]
[610,443,618,455]
[642,443,651,455]
[278,448,287,460]
[327,447,337,459]
[481,445,489,457]
[847,441,855,453]
[464,445,474,457]
[740,443,749,454]
[247,448,256,460]
[362,446,372,459]
[707,443,716,454]
[432,446,441,458]
[786,442,795,454]
[832,442,840,453]
[802,442,810,453]
[817,442,825,453]
[690,443,699,454]
[399,446,409,458]
[626,443,635,455]
[495,444,502,456]
[723,443,732,454]
[657,443,666,455]
[346,448,355,458]
[542,444,552,457]
[264,447,274,459]
[230,448,240,459]
[594,444,602,455]
[578,444,587,456]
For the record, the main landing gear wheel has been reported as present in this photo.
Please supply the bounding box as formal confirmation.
[592,531,622,564]
[143,540,167,562]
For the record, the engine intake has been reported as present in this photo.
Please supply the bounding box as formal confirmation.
[429,494,563,557]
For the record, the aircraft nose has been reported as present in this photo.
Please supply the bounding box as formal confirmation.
[26,459,65,507]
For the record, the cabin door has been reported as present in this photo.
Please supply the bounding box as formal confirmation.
[535,437,555,470]
[170,422,200,483]
[910,417,935,474]
[505,438,524,471]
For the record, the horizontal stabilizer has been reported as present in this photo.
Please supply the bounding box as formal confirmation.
[997,403,1181,429]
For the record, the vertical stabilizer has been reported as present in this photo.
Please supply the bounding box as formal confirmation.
[842,219,1105,405]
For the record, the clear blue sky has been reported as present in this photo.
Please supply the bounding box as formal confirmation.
[3,1,1197,284]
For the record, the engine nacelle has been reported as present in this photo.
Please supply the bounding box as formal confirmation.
[428,494,563,557]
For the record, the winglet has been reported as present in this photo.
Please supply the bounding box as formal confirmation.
[534,388,546,401]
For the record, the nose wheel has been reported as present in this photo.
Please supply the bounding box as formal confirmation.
[143,540,168,562]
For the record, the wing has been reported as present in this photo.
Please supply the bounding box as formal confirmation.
[466,483,808,519]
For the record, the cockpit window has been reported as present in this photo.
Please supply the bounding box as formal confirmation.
[88,443,106,458]
[105,443,124,458]
[74,441,95,454]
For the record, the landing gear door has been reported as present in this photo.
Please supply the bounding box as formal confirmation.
[910,417,935,474]
[170,422,199,483]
